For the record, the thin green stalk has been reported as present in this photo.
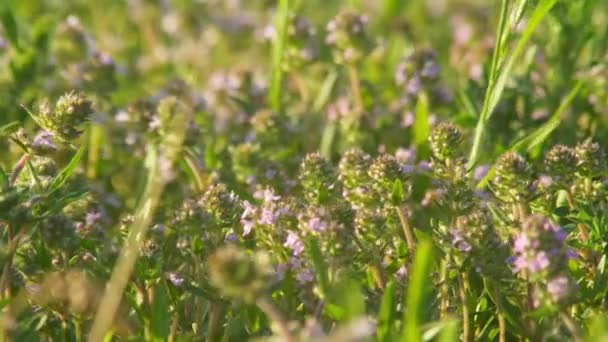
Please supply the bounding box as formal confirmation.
[348,66,364,114]
[439,258,450,319]
[88,98,191,341]
[396,206,416,255]
[459,272,472,342]
[468,0,511,169]
[469,0,558,168]
[490,283,507,342]
[206,303,223,342]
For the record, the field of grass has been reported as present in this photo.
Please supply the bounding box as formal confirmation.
[1,0,608,341]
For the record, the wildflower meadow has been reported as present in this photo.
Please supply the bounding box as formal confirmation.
[1,0,608,341]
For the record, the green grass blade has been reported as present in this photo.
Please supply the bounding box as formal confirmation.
[89,97,192,341]
[46,144,86,194]
[510,80,583,153]
[269,0,290,112]
[469,0,558,168]
[377,280,397,342]
[0,166,8,190]
[402,239,434,342]
[312,70,337,112]
[413,92,429,149]
[0,121,20,137]
[485,0,558,119]
[150,282,171,342]
[476,80,583,189]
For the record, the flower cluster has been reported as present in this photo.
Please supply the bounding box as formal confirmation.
[512,215,574,306]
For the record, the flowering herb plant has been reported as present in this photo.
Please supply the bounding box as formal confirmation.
[1,0,608,341]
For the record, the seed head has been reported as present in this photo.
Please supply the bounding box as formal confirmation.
[299,152,338,204]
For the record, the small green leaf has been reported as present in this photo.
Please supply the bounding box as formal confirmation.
[0,166,8,190]
[391,179,405,205]
[0,121,20,137]
[46,144,86,194]
[509,80,583,154]
[308,237,330,299]
[150,282,171,342]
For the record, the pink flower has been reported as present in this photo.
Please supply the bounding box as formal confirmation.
[284,232,305,256]
[308,217,327,233]
[547,276,570,301]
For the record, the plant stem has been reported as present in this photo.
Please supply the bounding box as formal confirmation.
[206,302,223,342]
[396,206,416,255]
[256,296,295,342]
[459,272,471,342]
[491,283,507,342]
[371,263,386,290]
[440,258,450,319]
[348,66,364,114]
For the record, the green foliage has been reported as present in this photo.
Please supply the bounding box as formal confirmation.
[0,0,607,341]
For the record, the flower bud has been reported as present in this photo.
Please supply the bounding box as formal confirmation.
[575,138,606,178]
[429,122,462,161]
[369,154,410,204]
[544,144,577,178]
[199,183,242,228]
[326,11,372,65]
[493,151,533,203]
[299,152,338,204]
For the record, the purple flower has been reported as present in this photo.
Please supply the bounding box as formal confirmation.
[417,160,432,172]
[86,211,102,226]
[259,207,280,225]
[168,273,185,287]
[401,112,415,128]
[513,234,530,253]
[241,219,255,236]
[452,232,472,252]
[296,269,314,284]
[225,232,238,242]
[276,263,288,281]
[255,188,281,203]
[473,165,490,181]
[530,251,550,272]
[396,265,408,281]
[395,147,416,164]
[241,200,256,218]
[33,131,57,151]
[284,232,305,256]
[421,61,440,79]
[547,276,570,301]
[308,217,328,233]
[406,76,423,95]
